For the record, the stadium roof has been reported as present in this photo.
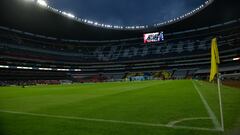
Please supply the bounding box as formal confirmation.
[0,0,240,41]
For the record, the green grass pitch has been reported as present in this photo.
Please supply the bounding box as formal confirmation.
[0,80,239,135]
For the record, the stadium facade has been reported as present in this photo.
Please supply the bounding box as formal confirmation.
[0,0,239,84]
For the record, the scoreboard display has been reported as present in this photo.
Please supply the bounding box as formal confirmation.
[144,32,164,43]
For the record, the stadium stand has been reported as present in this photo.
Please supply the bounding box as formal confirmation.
[0,0,239,83]
[0,20,239,83]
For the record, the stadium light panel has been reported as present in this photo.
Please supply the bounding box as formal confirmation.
[17,66,33,70]
[66,13,75,18]
[0,65,9,68]
[62,12,75,18]
[26,0,212,30]
[233,57,240,61]
[74,69,82,71]
[39,68,52,71]
[57,68,69,71]
[24,0,35,2]
[37,0,47,7]
[88,21,93,24]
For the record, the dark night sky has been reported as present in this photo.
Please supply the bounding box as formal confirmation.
[48,0,205,26]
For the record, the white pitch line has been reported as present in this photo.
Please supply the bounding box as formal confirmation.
[192,80,222,130]
[167,117,211,127]
[0,110,221,132]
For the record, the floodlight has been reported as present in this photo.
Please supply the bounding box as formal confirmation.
[66,13,75,18]
[0,65,9,68]
[62,12,75,18]
[39,68,52,71]
[24,0,35,2]
[37,0,47,7]
[233,57,240,61]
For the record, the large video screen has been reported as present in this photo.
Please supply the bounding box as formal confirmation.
[144,32,164,43]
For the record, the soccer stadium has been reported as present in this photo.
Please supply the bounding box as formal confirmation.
[0,0,240,135]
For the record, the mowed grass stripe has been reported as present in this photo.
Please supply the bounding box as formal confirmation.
[1,80,239,135]
[32,80,207,124]
[0,81,167,111]
[1,80,209,124]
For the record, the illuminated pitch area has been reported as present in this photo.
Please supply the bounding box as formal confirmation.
[0,80,239,135]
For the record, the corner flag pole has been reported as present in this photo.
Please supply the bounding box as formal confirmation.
[217,73,224,131]
[210,37,224,131]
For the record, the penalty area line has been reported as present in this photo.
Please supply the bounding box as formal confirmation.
[0,110,221,132]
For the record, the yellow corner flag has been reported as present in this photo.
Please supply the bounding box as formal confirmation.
[209,38,220,82]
